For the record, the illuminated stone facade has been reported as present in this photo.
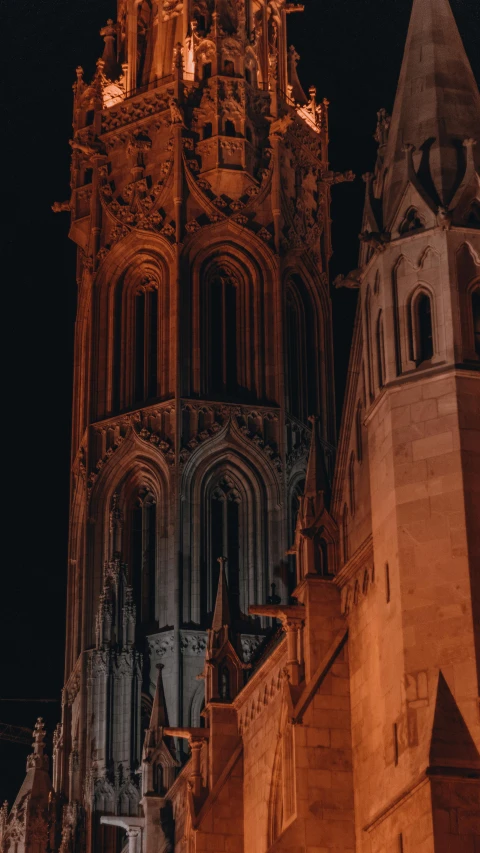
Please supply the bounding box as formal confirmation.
[2,0,479,852]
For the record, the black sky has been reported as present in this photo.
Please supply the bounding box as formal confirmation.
[1,0,479,805]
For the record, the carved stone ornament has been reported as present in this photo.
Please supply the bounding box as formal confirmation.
[180,631,208,655]
[147,631,175,657]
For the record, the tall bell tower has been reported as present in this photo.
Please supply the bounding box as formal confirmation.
[53,0,345,846]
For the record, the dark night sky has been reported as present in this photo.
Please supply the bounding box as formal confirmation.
[1,0,479,805]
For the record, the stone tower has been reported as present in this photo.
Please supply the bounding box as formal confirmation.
[53,0,346,847]
[333,0,480,848]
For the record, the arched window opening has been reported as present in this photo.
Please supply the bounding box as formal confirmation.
[203,122,213,139]
[472,288,480,356]
[245,67,251,84]
[134,285,158,404]
[224,60,235,76]
[131,489,157,627]
[113,285,123,411]
[246,126,252,144]
[209,478,241,618]
[467,201,480,229]
[312,534,330,577]
[349,453,356,515]
[134,291,146,402]
[220,665,231,701]
[376,311,386,389]
[365,287,374,401]
[285,278,318,423]
[225,119,236,137]
[203,62,212,80]
[355,403,363,462]
[399,207,425,235]
[342,504,349,564]
[416,292,434,363]
[203,268,238,398]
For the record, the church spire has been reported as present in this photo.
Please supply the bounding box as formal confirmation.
[381,0,480,226]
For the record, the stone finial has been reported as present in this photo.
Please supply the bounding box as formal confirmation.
[100,19,121,81]
[27,718,49,771]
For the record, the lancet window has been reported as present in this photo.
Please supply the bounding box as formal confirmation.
[207,476,241,618]
[473,287,480,356]
[376,311,386,389]
[130,488,157,627]
[355,402,363,462]
[416,293,434,363]
[200,262,258,400]
[342,504,349,563]
[198,468,266,625]
[349,452,356,515]
[285,277,318,423]
[112,277,159,412]
[409,289,434,365]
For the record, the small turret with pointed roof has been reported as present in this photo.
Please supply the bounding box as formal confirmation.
[142,665,179,796]
[2,720,53,853]
[305,415,330,503]
[288,416,337,581]
[201,557,248,704]
[377,0,480,228]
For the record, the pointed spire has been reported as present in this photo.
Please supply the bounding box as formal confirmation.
[305,416,329,499]
[150,664,169,731]
[381,0,480,225]
[212,557,231,632]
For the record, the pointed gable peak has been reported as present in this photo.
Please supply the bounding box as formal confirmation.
[212,557,231,633]
[305,416,329,499]
[381,0,480,226]
[150,664,169,731]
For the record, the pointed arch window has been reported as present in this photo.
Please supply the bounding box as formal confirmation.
[285,277,318,423]
[355,402,363,463]
[112,278,159,412]
[349,452,356,516]
[416,293,433,363]
[399,207,425,235]
[342,504,349,564]
[472,287,480,357]
[131,488,157,626]
[208,477,241,618]
[365,286,374,401]
[202,266,239,398]
[376,311,386,389]
[134,284,158,403]
[409,290,434,366]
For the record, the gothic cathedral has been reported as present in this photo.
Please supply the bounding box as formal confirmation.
[2,0,479,852]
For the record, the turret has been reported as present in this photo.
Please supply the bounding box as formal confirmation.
[0,720,53,853]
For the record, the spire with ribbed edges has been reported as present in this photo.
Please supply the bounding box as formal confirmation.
[381,0,480,226]
[212,557,231,633]
[305,416,329,499]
